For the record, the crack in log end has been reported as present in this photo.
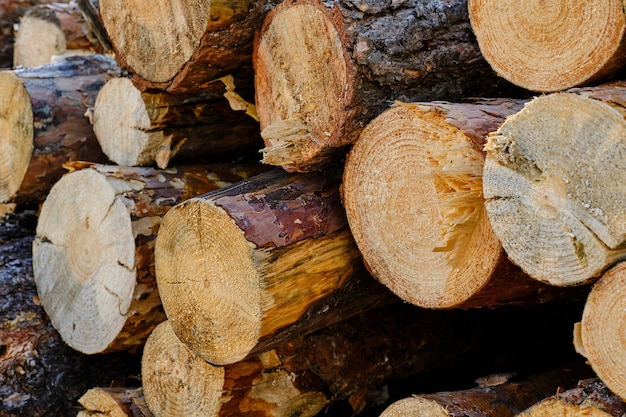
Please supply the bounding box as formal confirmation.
[571,235,589,270]
[484,132,543,180]
[260,117,316,167]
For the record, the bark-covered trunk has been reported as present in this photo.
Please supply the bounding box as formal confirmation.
[155,167,397,365]
[0,54,120,205]
[483,82,626,286]
[253,0,524,172]
[32,162,266,355]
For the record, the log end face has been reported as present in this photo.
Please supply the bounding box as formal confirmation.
[142,321,224,417]
[255,2,353,171]
[342,103,500,309]
[380,396,448,417]
[155,198,262,365]
[13,11,67,68]
[580,261,626,402]
[0,72,34,203]
[469,0,626,92]
[32,168,136,354]
[99,0,212,83]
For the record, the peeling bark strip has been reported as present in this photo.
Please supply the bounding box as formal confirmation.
[99,0,281,94]
[0,54,120,205]
[483,82,626,286]
[517,378,626,416]
[468,0,626,92]
[576,262,626,402]
[253,0,521,172]
[379,364,591,417]
[155,168,396,365]
[93,77,262,169]
[13,1,105,68]
[142,302,586,417]
[32,163,264,355]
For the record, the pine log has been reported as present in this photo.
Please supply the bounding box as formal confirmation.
[0,54,120,205]
[483,82,626,286]
[0,211,141,417]
[342,99,582,308]
[516,378,626,417]
[468,1,626,93]
[141,301,586,417]
[573,261,626,401]
[0,0,72,68]
[253,0,523,172]
[98,0,280,95]
[32,162,265,355]
[92,76,262,169]
[379,365,590,417]
[77,387,153,417]
[13,1,104,68]
[155,167,397,365]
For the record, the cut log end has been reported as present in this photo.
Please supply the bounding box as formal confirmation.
[32,169,136,354]
[0,72,34,203]
[155,198,262,364]
[580,262,626,401]
[99,0,212,83]
[379,397,448,417]
[93,77,156,167]
[468,0,626,92]
[255,0,352,171]
[342,102,501,308]
[142,321,224,417]
[13,7,66,68]
[483,92,626,286]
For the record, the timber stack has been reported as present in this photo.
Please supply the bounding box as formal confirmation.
[2,0,626,416]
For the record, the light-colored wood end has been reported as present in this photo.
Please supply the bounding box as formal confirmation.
[483,93,626,286]
[468,0,626,92]
[581,262,626,401]
[517,396,614,416]
[255,1,351,169]
[155,197,262,365]
[342,102,500,308]
[99,0,211,83]
[142,321,224,417]
[13,10,66,68]
[379,397,448,417]
[78,388,131,417]
[0,72,33,203]
[32,169,136,354]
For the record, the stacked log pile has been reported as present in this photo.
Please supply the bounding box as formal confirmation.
[2,0,626,416]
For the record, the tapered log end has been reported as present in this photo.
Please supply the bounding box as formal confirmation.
[379,397,448,417]
[483,92,626,286]
[255,0,353,171]
[580,262,626,402]
[468,0,626,92]
[142,321,224,417]
[0,72,34,203]
[342,102,501,309]
[99,0,212,84]
[93,78,155,167]
[32,169,136,354]
[155,197,262,365]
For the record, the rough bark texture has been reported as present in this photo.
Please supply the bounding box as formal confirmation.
[141,301,587,417]
[516,378,626,417]
[483,82,626,286]
[575,261,626,402]
[13,1,105,67]
[379,364,591,417]
[155,168,397,365]
[32,162,266,355]
[253,0,525,172]
[99,0,281,96]
[77,387,153,417]
[1,54,120,205]
[92,76,262,169]
[0,0,72,68]
[468,0,626,92]
[0,210,141,417]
